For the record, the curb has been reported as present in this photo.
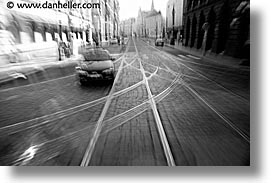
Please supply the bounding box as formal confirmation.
[164,43,250,70]
[140,38,249,70]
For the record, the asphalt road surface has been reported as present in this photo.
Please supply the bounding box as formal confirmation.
[0,38,250,166]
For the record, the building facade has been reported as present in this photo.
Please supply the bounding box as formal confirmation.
[119,18,136,37]
[0,0,98,47]
[137,7,151,38]
[166,0,187,44]
[145,11,164,39]
[182,0,250,60]
[92,0,119,44]
[136,0,164,38]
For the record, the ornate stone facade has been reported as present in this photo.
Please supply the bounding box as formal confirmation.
[183,0,250,59]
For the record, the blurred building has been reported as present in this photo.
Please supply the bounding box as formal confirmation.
[0,0,121,60]
[136,0,164,39]
[182,0,250,60]
[92,0,119,45]
[70,0,94,44]
[136,8,150,38]
[166,0,186,44]
[0,0,94,44]
[119,18,136,37]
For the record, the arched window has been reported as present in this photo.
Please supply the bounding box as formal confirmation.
[206,7,216,51]
[34,32,43,43]
[217,0,231,53]
[6,17,21,44]
[185,17,191,46]
[45,32,53,42]
[197,11,205,49]
[7,22,21,44]
[190,15,197,47]
[187,0,192,10]
[21,22,34,43]
[238,2,250,59]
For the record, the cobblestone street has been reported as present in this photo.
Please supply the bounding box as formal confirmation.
[0,38,249,166]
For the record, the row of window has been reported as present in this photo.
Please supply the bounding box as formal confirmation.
[5,20,88,45]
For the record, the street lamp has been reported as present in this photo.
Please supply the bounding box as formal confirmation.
[202,22,209,56]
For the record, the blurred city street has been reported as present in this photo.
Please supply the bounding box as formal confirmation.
[0,38,249,166]
[0,0,250,166]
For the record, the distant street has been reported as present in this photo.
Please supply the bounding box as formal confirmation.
[0,38,250,166]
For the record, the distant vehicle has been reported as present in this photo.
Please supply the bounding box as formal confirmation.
[75,48,115,85]
[109,38,118,45]
[155,38,164,47]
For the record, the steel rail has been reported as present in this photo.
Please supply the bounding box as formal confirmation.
[179,80,250,143]
[80,38,136,166]
[142,39,249,102]
[9,68,182,166]
[134,39,176,166]
[140,39,250,144]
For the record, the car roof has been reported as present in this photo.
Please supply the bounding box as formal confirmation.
[81,48,111,61]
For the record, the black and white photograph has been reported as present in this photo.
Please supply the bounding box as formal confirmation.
[0,0,250,167]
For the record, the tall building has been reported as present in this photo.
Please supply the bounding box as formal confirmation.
[182,0,250,60]
[136,0,164,38]
[119,18,136,37]
[136,8,150,37]
[92,0,119,45]
[102,0,119,41]
[0,0,94,44]
[166,0,186,44]
[145,11,164,39]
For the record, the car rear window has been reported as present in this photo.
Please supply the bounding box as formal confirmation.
[82,49,111,61]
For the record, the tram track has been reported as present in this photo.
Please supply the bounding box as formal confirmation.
[0,67,144,137]
[133,38,176,166]
[139,39,250,143]
[1,39,179,166]
[178,79,250,143]
[80,39,138,166]
[142,39,249,102]
[8,71,182,166]
[1,38,250,166]
[0,42,137,136]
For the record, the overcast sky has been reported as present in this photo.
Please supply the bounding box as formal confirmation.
[118,0,167,20]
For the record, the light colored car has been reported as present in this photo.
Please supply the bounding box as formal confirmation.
[75,48,115,85]
[109,38,118,45]
[155,38,164,47]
